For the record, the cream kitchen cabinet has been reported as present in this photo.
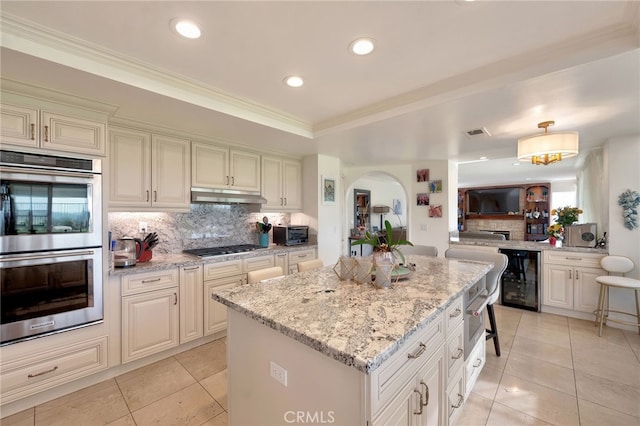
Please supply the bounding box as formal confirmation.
[0,102,106,156]
[543,251,605,313]
[274,252,289,275]
[109,126,191,211]
[242,253,275,272]
[261,155,302,211]
[203,260,246,336]
[180,265,204,344]
[191,142,261,192]
[287,248,316,274]
[121,269,180,363]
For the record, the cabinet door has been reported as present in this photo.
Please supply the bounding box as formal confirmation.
[543,264,573,309]
[574,266,605,313]
[0,103,39,147]
[275,253,289,276]
[373,379,417,426]
[109,127,152,208]
[204,275,244,336]
[261,156,283,209]
[230,149,261,192]
[416,350,445,426]
[282,160,302,210]
[180,265,204,344]
[122,287,179,363]
[41,111,106,156]
[191,142,229,189]
[151,134,190,208]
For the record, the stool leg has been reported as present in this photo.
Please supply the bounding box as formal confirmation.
[635,289,640,335]
[597,284,606,337]
[486,304,501,357]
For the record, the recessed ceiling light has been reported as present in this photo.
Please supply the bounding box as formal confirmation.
[512,162,521,166]
[284,76,304,88]
[349,38,375,55]
[479,156,488,160]
[170,18,201,39]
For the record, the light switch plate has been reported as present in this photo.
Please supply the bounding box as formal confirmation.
[270,361,287,386]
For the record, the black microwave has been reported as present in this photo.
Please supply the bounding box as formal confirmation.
[273,226,309,246]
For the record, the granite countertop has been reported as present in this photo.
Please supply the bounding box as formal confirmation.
[109,244,318,276]
[450,238,608,254]
[212,255,492,374]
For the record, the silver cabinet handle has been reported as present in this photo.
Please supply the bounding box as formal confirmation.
[569,270,572,280]
[226,176,229,185]
[407,343,426,359]
[280,197,283,206]
[182,266,200,271]
[30,123,35,140]
[449,307,462,318]
[146,190,150,202]
[231,176,234,185]
[451,348,464,360]
[473,358,482,368]
[575,270,579,280]
[420,380,429,407]
[1,250,94,262]
[413,389,423,415]
[174,293,178,305]
[565,257,582,261]
[141,277,162,283]
[43,125,49,142]
[153,190,157,202]
[284,197,287,205]
[28,365,58,378]
[451,394,464,409]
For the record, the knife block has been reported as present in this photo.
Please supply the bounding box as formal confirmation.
[138,242,153,262]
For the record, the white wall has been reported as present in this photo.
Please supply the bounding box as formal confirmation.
[346,175,407,231]
[603,134,640,327]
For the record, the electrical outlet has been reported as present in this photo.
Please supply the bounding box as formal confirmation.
[138,221,148,233]
[270,361,287,386]
[420,223,428,231]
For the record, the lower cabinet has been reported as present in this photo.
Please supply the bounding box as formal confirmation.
[274,252,289,275]
[204,274,245,336]
[464,337,486,398]
[179,265,204,344]
[543,251,604,313]
[287,248,317,274]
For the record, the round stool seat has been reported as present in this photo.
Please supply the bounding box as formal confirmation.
[595,275,640,289]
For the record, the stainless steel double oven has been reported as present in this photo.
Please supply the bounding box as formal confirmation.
[1,150,103,345]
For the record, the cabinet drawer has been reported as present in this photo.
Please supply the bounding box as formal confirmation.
[369,316,444,414]
[288,249,316,265]
[243,254,275,272]
[203,260,243,280]
[544,251,603,268]
[1,337,108,403]
[446,323,465,380]
[121,268,179,296]
[445,297,464,333]
[464,337,486,397]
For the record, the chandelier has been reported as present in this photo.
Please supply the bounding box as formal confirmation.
[517,121,579,165]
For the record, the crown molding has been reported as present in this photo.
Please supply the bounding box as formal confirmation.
[0,13,314,139]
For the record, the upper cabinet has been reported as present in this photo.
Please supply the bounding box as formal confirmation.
[261,155,302,211]
[191,142,261,192]
[1,103,107,157]
[109,126,191,211]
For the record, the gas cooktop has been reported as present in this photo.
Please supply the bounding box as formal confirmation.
[183,244,261,258]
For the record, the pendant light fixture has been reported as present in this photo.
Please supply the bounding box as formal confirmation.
[517,121,579,165]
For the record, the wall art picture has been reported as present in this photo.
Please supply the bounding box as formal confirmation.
[322,176,336,205]
[429,204,443,218]
[393,199,402,215]
[429,179,443,193]
[417,193,430,206]
[416,169,429,182]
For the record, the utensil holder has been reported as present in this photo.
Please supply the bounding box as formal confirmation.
[259,233,269,248]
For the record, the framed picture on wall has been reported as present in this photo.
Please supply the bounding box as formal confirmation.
[322,175,336,205]
[417,169,429,182]
[429,180,443,193]
[393,199,402,214]
[417,193,430,206]
[429,204,443,218]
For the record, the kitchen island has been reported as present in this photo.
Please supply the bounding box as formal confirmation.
[213,255,492,425]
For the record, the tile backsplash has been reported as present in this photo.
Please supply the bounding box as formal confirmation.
[108,204,289,253]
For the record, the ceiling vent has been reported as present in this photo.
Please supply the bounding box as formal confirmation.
[465,127,492,137]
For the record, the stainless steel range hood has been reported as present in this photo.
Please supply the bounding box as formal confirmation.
[191,188,266,212]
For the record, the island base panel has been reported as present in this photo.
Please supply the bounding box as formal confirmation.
[227,310,365,425]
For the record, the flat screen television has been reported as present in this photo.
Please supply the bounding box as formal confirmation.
[467,187,521,214]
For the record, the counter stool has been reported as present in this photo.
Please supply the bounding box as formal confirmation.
[594,255,640,337]
[247,266,284,284]
[297,259,324,272]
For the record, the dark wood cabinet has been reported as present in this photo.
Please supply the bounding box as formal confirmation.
[524,184,550,241]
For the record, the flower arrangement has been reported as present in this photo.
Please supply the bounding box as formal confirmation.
[618,189,640,230]
[350,220,413,263]
[547,223,564,238]
[551,206,583,228]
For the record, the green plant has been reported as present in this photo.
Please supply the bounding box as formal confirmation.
[350,220,413,263]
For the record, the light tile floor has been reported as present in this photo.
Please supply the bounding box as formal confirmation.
[3,305,640,425]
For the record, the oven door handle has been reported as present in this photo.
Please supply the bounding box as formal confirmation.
[0,250,95,262]
[0,166,96,180]
[466,294,490,317]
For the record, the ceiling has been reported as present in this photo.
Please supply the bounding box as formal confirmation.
[1,1,639,186]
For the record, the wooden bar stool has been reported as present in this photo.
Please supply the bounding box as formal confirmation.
[594,255,640,336]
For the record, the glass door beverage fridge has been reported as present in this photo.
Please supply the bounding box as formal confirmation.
[499,249,541,311]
